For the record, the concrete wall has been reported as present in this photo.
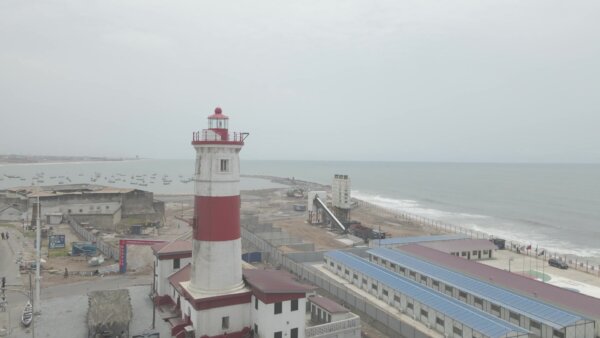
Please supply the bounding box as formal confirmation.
[25,194,159,230]
[255,230,307,247]
[445,248,493,260]
[36,194,122,212]
[71,210,120,231]
[0,193,30,212]
[284,243,316,252]
[286,248,369,265]
[152,200,165,220]
[240,214,260,227]
[186,299,250,338]
[0,189,162,231]
[305,316,361,338]
[121,190,156,216]
[0,206,23,221]
[256,231,290,240]
[156,257,193,297]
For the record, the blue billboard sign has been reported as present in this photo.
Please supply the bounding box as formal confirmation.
[48,234,66,249]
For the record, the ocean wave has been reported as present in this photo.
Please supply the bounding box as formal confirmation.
[461,222,600,259]
[353,191,489,220]
[352,190,600,260]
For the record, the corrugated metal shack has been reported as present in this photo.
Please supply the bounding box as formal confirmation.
[87,289,132,338]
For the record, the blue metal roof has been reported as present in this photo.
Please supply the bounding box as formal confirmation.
[377,234,469,246]
[325,251,528,338]
[368,247,585,329]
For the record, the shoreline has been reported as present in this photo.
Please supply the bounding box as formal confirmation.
[0,159,141,167]
[241,175,600,268]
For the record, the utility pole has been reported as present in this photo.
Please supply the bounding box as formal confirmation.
[29,272,34,338]
[35,197,41,315]
[152,261,156,330]
[542,253,545,282]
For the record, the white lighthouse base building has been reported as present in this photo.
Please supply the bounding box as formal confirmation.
[179,281,252,338]
[153,244,361,338]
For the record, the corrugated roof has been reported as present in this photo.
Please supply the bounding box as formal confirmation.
[369,247,585,328]
[87,289,132,326]
[243,269,314,294]
[7,184,137,198]
[309,295,349,314]
[421,239,497,252]
[400,244,600,319]
[151,240,192,256]
[376,234,469,246]
[325,251,528,338]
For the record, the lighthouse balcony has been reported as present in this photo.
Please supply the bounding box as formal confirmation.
[192,130,248,145]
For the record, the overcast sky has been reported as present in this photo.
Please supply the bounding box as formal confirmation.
[1,1,599,162]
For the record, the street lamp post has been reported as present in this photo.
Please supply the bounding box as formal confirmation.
[509,257,514,272]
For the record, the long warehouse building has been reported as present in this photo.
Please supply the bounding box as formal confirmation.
[368,247,594,338]
[399,244,600,338]
[324,251,529,338]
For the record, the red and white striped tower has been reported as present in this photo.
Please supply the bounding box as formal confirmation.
[189,107,249,295]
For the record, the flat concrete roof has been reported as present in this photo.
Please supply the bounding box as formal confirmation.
[243,269,315,294]
[152,240,192,257]
[421,239,497,252]
[309,295,349,314]
[376,234,469,246]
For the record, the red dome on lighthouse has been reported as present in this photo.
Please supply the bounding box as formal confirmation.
[208,106,229,120]
[192,106,247,145]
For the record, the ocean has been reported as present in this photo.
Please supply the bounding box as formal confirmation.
[1,160,599,260]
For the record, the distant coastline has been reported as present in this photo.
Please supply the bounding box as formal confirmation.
[0,154,139,164]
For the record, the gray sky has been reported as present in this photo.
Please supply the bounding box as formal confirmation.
[1,1,599,162]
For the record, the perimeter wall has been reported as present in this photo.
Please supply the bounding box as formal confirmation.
[241,226,432,338]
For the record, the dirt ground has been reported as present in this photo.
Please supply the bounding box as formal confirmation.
[6,181,440,291]
[239,187,436,252]
[1,182,446,338]
[4,180,436,338]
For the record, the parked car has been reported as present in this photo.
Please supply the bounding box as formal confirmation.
[490,238,506,250]
[548,258,568,269]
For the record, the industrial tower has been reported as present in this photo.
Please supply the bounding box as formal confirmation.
[332,174,351,223]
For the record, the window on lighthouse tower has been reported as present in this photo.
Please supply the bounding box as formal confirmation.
[220,159,229,172]
[209,117,228,129]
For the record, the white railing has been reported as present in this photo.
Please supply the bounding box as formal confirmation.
[305,314,361,337]
[192,130,247,143]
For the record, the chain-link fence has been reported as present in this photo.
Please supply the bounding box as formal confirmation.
[66,216,119,260]
[357,201,600,277]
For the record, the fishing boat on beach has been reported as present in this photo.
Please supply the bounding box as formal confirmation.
[21,301,33,327]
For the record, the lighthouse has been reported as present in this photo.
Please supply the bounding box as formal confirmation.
[181,107,251,337]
